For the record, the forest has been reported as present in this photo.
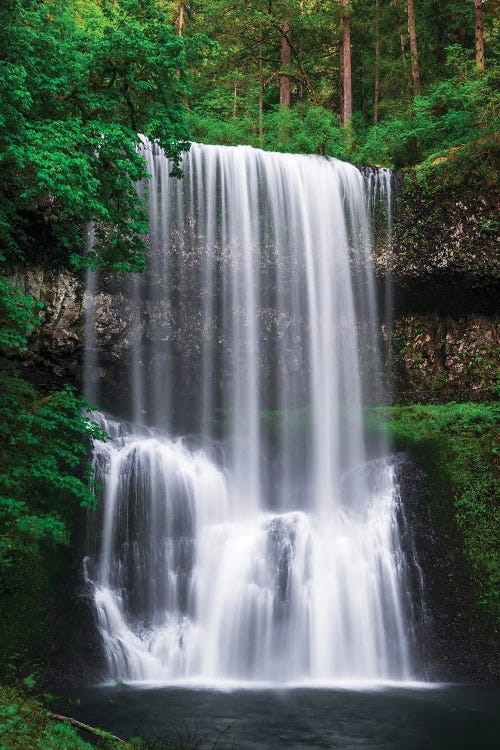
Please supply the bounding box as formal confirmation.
[0,2,499,749]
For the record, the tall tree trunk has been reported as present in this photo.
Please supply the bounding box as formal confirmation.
[475,0,485,70]
[374,0,380,124]
[175,3,184,78]
[177,2,184,36]
[258,39,264,144]
[340,0,352,124]
[280,21,291,107]
[391,0,410,100]
[407,0,420,95]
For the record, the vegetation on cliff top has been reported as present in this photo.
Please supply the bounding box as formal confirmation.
[181,1,498,167]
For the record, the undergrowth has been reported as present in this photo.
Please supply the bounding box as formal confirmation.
[0,686,96,750]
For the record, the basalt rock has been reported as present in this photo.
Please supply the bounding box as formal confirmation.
[11,268,83,390]
[376,167,499,315]
[388,313,500,403]
[10,265,499,406]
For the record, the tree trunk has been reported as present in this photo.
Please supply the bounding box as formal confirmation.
[280,21,291,107]
[391,0,410,100]
[340,0,352,124]
[407,0,420,95]
[374,0,380,124]
[475,0,485,70]
[177,2,184,37]
[258,39,264,144]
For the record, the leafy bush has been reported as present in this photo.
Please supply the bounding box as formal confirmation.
[0,269,107,667]
[263,105,352,159]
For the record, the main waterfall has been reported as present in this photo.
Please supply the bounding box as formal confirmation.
[84,142,419,684]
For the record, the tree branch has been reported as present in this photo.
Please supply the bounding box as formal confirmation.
[49,713,126,744]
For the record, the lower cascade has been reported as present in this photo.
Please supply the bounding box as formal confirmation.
[84,142,422,684]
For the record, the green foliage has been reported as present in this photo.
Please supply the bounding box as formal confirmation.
[187,110,255,148]
[0,0,204,271]
[263,105,352,159]
[359,62,499,168]
[366,402,500,616]
[0,380,106,566]
[0,268,108,667]
[0,269,41,353]
[0,686,121,749]
[190,103,353,157]
[181,2,498,169]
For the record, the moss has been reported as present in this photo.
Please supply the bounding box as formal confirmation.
[365,402,500,617]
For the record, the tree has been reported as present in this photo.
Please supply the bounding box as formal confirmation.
[0,0,208,272]
[280,20,292,107]
[340,0,352,124]
[407,0,420,94]
[475,0,485,70]
[374,0,381,123]
[178,1,185,35]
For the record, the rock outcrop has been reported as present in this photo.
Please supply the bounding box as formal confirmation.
[12,267,498,405]
[389,313,499,403]
[11,268,84,390]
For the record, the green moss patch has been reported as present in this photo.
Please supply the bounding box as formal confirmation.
[365,402,500,617]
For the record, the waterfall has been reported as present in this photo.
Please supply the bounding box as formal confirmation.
[84,142,419,684]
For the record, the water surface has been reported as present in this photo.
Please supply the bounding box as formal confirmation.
[61,684,499,749]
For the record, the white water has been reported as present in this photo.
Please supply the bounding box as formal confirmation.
[85,143,419,683]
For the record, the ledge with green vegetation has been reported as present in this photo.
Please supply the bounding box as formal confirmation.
[365,401,500,618]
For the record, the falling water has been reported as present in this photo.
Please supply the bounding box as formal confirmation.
[84,143,420,684]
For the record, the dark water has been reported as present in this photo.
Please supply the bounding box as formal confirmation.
[60,684,499,749]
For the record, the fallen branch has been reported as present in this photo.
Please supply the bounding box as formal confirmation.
[49,712,126,744]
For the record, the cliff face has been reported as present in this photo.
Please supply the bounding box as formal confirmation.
[381,162,499,404]
[11,268,84,391]
[13,161,499,404]
[13,270,499,405]
[380,163,499,315]
[13,292,499,408]
[389,313,499,402]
